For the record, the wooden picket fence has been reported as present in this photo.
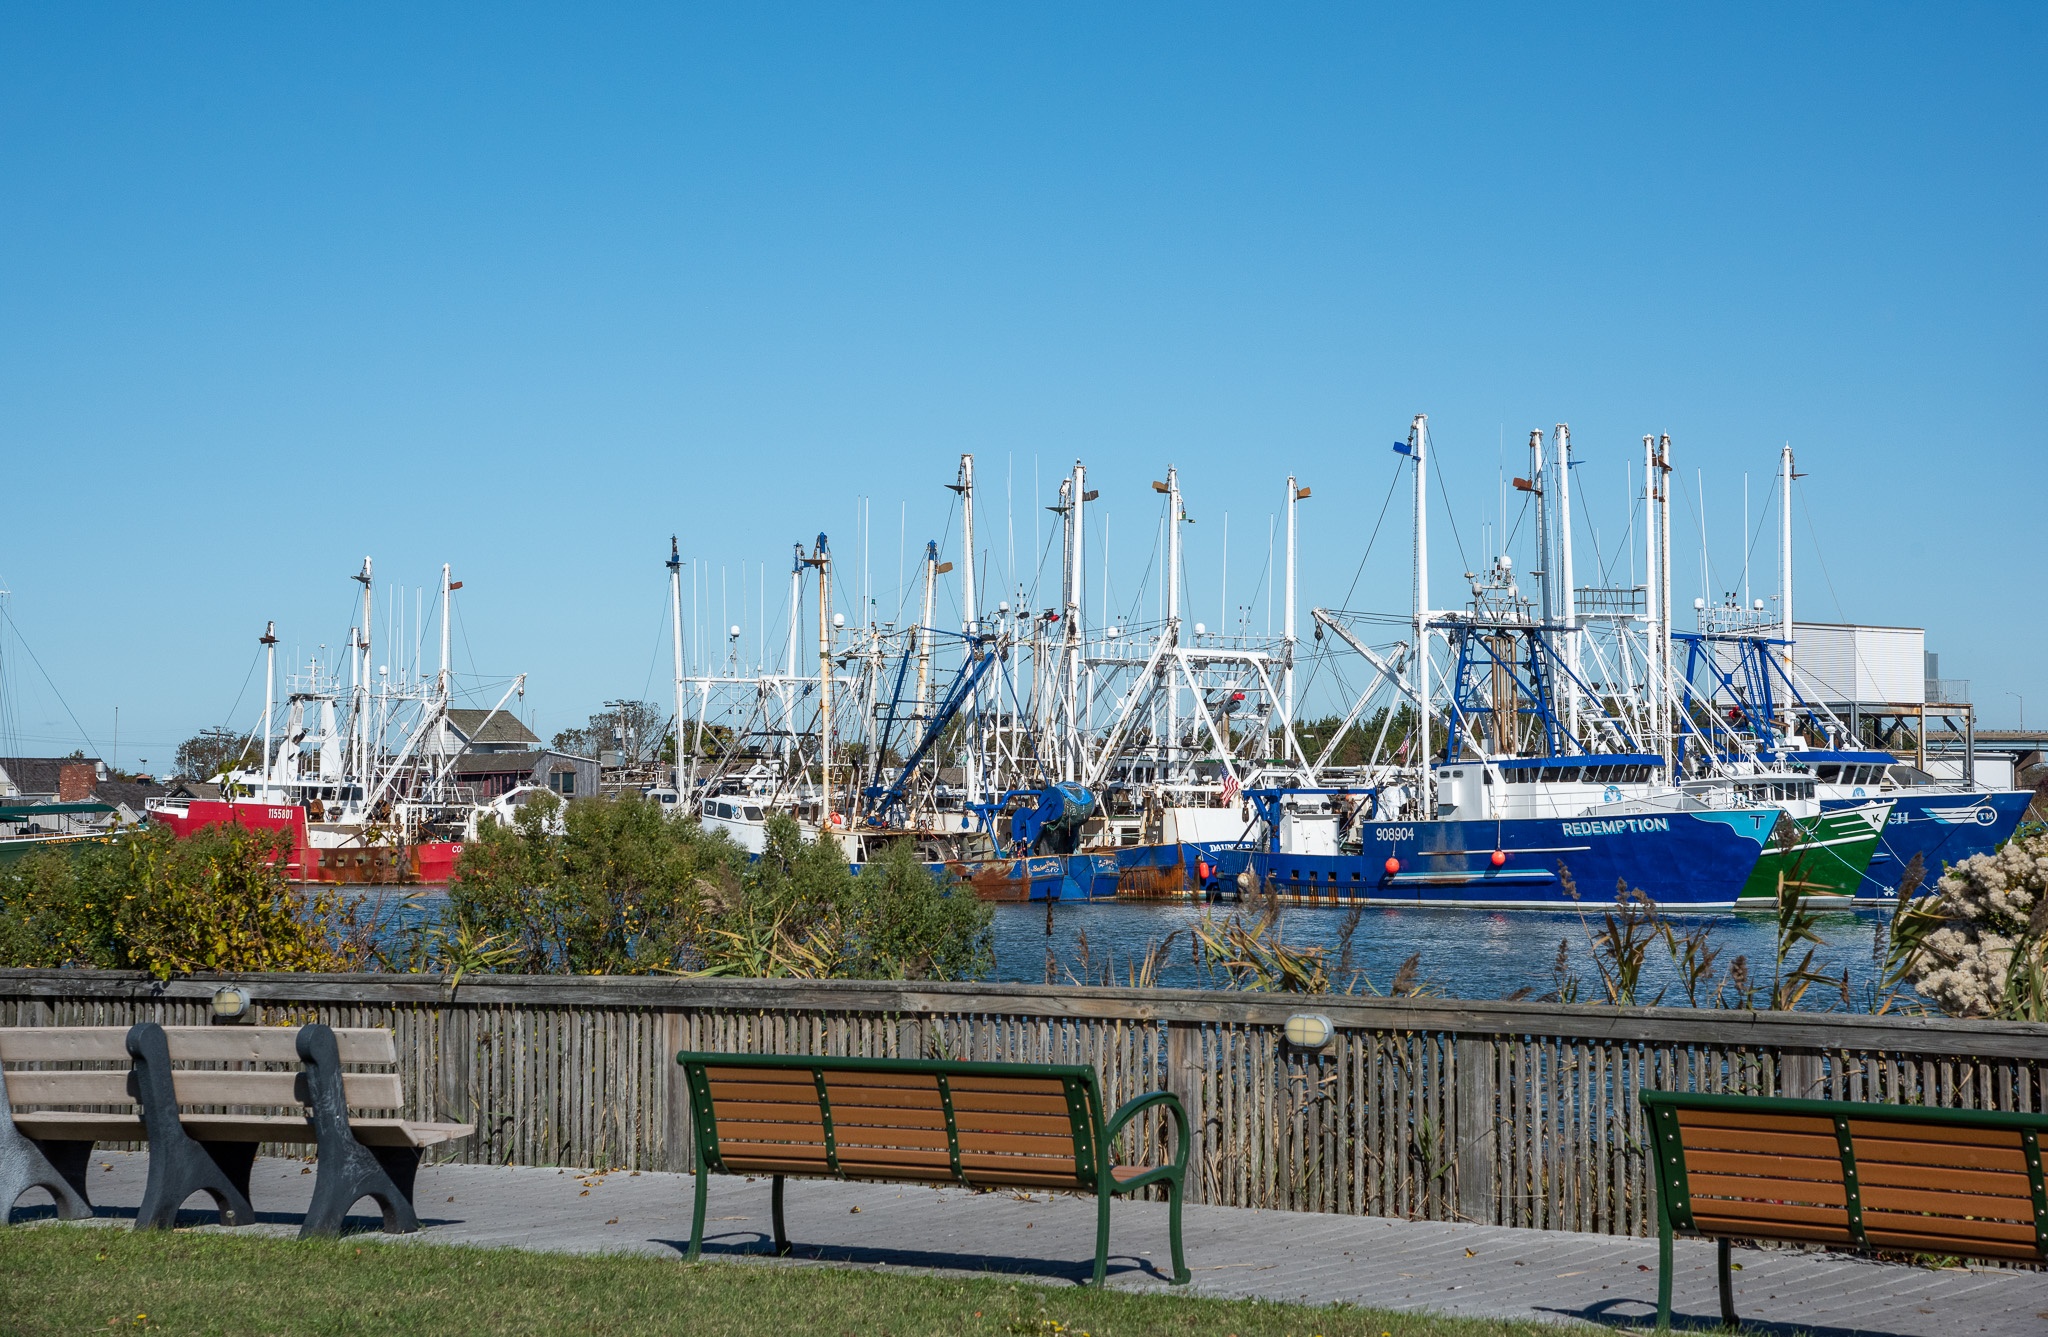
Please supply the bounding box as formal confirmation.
[3,968,2043,1238]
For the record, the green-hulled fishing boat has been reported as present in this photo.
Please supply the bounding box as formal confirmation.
[1733,799,1893,906]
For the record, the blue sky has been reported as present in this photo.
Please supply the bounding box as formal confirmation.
[1,5,2041,767]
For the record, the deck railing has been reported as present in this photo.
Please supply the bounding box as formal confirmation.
[3,969,2043,1237]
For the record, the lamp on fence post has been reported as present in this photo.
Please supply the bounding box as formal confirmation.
[210,985,252,1026]
[1282,1013,1334,1055]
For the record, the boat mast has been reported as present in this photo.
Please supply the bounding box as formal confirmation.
[260,621,278,798]
[1284,476,1306,740]
[916,540,938,722]
[1065,460,1087,782]
[1162,467,1182,782]
[1556,424,1577,740]
[669,538,687,801]
[807,535,834,821]
[1779,443,1795,739]
[1656,434,1675,775]
[786,547,802,770]
[951,454,979,803]
[353,558,373,797]
[1409,414,1431,813]
[1529,429,1551,624]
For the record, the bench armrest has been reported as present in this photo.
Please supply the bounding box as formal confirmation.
[1102,1089,1190,1192]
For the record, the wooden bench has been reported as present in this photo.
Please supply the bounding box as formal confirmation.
[677,1052,1191,1284]
[0,1021,473,1236]
[1641,1089,2048,1329]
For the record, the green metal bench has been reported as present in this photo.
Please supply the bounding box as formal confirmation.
[676,1052,1191,1285]
[1642,1089,2048,1329]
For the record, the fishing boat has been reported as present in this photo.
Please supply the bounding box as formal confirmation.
[147,561,524,886]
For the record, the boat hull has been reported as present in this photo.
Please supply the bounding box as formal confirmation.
[1829,790,2034,900]
[1251,808,1778,910]
[147,800,461,886]
[1734,802,1890,906]
[938,853,1120,901]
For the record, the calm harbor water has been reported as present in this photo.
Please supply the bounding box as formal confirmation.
[999,900,1895,1003]
[347,889,1898,1006]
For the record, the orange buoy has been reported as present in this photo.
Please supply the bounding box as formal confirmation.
[1490,849,1507,867]
[1383,856,1400,875]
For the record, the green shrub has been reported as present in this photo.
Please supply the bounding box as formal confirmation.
[0,824,362,978]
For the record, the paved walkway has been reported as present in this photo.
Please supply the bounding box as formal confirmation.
[17,1152,2048,1335]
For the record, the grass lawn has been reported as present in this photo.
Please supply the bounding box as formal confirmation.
[0,1223,1578,1337]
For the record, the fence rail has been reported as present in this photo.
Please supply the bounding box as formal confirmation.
[3,969,2043,1238]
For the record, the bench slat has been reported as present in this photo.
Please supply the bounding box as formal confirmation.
[1852,1135,2027,1174]
[942,1075,1074,1097]
[0,1028,129,1061]
[1676,1126,1839,1159]
[827,1105,947,1132]
[1855,1160,2032,1195]
[1686,1171,1844,1208]
[1860,1182,2034,1220]
[7,1069,403,1110]
[1861,1210,2040,1245]
[703,1081,826,1106]
[11,1111,145,1141]
[0,1026,395,1064]
[1689,1213,1855,1246]
[1680,1149,1844,1182]
[950,1091,1070,1116]
[954,1111,1078,1137]
[160,1027,398,1064]
[1848,1119,2024,1148]
[1861,1226,2045,1260]
[5,1072,132,1105]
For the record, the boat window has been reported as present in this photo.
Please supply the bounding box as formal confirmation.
[1541,767,1560,782]
[1816,765,1839,783]
[744,805,764,821]
[715,802,734,819]
[702,800,716,816]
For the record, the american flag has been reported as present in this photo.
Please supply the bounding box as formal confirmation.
[1220,772,1240,804]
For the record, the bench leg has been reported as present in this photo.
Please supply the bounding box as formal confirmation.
[1165,1176,1189,1285]
[301,1142,421,1239]
[687,1168,709,1262]
[1,1136,93,1222]
[1717,1237,1736,1328]
[135,1138,256,1230]
[771,1175,791,1256]
[1091,1190,1112,1286]
[1656,1212,1673,1331]
[128,1022,255,1231]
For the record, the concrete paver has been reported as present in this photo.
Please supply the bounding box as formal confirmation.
[12,1152,2046,1335]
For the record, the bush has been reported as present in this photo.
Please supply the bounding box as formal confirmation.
[448,792,743,974]
[1903,830,2048,1018]
[0,825,363,978]
[448,801,993,981]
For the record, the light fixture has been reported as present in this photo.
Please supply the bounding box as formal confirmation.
[1283,1013,1335,1051]
[210,985,252,1024]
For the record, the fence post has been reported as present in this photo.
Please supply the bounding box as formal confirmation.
[665,1011,693,1173]
[1778,1049,1827,1100]
[433,1002,472,1165]
[1166,1020,1204,1202]
[1454,1034,1498,1223]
